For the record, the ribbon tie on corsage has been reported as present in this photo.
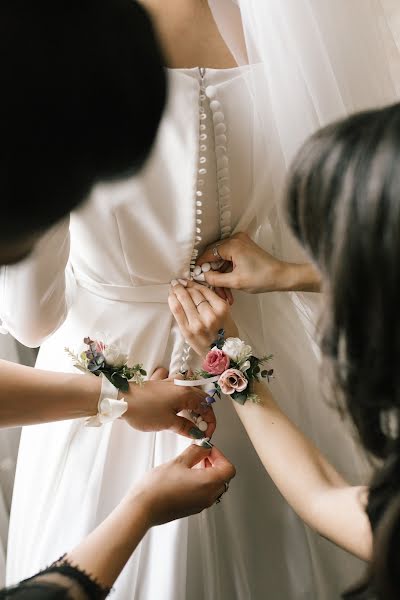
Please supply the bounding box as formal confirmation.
[86,374,128,428]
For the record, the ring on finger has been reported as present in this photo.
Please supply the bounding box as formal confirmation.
[195,299,208,308]
[215,481,230,504]
[212,244,223,260]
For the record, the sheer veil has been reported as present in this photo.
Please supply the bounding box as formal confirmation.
[209,0,400,255]
[207,2,400,592]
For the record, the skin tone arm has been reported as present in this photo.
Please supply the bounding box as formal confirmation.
[66,444,235,589]
[21,442,235,593]
[234,382,372,561]
[196,232,321,294]
[169,282,372,561]
[0,361,215,440]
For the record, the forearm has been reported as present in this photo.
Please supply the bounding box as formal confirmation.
[272,261,321,293]
[66,491,151,589]
[0,360,99,427]
[235,382,372,559]
[236,382,346,511]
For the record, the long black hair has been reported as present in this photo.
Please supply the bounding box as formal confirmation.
[0,0,166,241]
[287,103,400,599]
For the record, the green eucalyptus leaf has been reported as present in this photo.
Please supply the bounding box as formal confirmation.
[233,393,247,406]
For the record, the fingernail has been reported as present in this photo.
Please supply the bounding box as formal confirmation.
[189,427,206,440]
[194,273,205,282]
[171,279,179,287]
[178,279,188,287]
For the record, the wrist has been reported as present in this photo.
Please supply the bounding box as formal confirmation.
[286,263,321,292]
[268,261,320,293]
[120,379,142,424]
[71,374,101,418]
[125,486,155,530]
[269,260,297,292]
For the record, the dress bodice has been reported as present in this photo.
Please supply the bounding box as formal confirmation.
[69,65,265,288]
[0,63,267,347]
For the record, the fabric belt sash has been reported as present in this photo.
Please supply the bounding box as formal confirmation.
[74,270,170,304]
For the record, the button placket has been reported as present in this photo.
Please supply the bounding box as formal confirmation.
[179,70,234,374]
[179,67,208,373]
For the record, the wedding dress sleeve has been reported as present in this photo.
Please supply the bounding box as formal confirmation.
[0,557,110,599]
[0,217,72,348]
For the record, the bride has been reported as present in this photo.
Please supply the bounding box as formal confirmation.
[2,1,399,598]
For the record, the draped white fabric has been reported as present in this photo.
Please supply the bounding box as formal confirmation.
[209,0,400,258]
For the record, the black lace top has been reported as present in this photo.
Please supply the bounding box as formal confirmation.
[0,557,111,600]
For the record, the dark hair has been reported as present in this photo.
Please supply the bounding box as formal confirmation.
[0,0,166,241]
[286,103,400,600]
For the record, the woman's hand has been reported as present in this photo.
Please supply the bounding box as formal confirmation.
[123,368,216,440]
[168,281,238,356]
[132,443,236,526]
[197,232,321,294]
[66,444,236,591]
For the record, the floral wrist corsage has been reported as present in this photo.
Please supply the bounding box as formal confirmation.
[65,337,147,392]
[174,330,273,405]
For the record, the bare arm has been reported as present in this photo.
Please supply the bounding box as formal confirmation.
[0,362,216,441]
[66,444,236,589]
[0,359,99,427]
[235,382,372,561]
[3,445,235,596]
[169,282,372,561]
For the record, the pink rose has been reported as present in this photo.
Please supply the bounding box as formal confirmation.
[219,369,248,396]
[202,348,230,375]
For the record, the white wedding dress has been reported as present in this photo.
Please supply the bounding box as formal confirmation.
[1,65,368,599]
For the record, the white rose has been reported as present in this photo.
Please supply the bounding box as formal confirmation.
[103,345,128,368]
[222,338,252,365]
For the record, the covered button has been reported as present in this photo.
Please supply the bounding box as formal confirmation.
[205,85,217,99]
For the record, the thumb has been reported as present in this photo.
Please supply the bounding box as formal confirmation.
[177,444,211,468]
[203,269,237,289]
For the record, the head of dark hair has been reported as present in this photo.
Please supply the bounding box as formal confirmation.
[286,103,400,600]
[0,0,166,242]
